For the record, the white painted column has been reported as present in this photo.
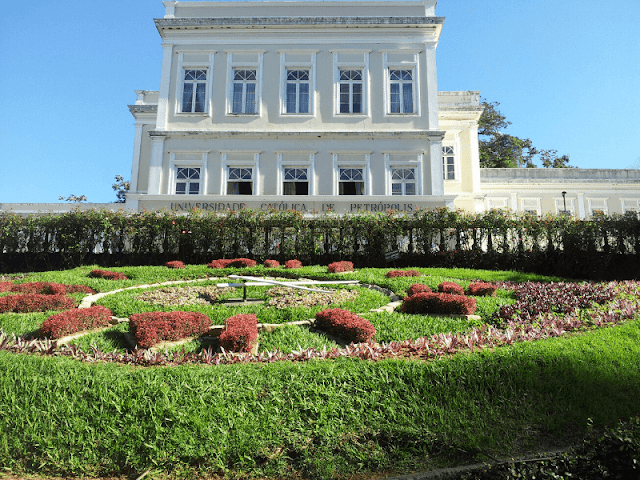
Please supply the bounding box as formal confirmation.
[577,192,586,219]
[427,137,444,196]
[148,136,166,195]
[511,193,518,212]
[156,43,174,131]
[129,122,144,193]
[468,122,482,193]
[423,45,439,131]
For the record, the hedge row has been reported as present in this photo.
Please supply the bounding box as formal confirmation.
[1,208,639,279]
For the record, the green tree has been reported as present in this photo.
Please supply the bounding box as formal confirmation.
[479,99,571,169]
[112,175,130,203]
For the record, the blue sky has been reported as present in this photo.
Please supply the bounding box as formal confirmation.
[1,0,639,204]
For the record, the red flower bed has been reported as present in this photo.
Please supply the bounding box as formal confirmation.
[399,292,477,316]
[315,308,376,344]
[7,282,95,295]
[39,306,113,340]
[467,282,497,297]
[219,314,259,353]
[284,259,303,269]
[407,283,433,297]
[0,282,13,293]
[89,270,128,281]
[264,259,280,268]
[0,294,75,314]
[328,261,354,273]
[166,260,185,269]
[438,282,465,296]
[207,258,257,269]
[385,270,421,278]
[129,311,212,349]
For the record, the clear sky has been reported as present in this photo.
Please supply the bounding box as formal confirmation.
[1,0,639,204]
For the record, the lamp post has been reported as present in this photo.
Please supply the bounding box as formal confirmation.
[562,191,567,214]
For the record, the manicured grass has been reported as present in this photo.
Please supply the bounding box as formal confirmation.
[1,318,639,479]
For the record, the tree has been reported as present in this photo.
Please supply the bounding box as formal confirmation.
[58,194,87,203]
[479,99,571,168]
[112,175,130,203]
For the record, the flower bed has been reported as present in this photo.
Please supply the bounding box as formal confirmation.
[4,282,95,295]
[264,259,280,268]
[315,308,376,344]
[89,270,129,281]
[39,306,113,340]
[166,260,185,269]
[219,314,258,353]
[407,283,433,297]
[327,261,354,273]
[284,259,303,269]
[399,292,477,316]
[385,270,421,278]
[0,294,76,314]
[438,281,465,296]
[207,258,257,269]
[467,282,497,297]
[129,311,212,349]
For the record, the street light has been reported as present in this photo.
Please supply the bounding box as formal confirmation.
[561,191,567,215]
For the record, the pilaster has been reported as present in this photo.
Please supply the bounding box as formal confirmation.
[156,43,174,130]
[148,136,166,195]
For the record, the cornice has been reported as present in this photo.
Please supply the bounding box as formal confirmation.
[155,16,444,28]
[148,130,446,140]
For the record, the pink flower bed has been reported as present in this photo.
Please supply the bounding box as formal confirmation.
[284,259,303,269]
[327,261,354,273]
[399,292,477,316]
[315,308,376,344]
[407,283,433,297]
[264,259,280,268]
[438,282,465,296]
[385,270,421,278]
[207,258,257,269]
[166,260,185,269]
[89,270,129,281]
[219,313,259,353]
[39,306,113,340]
[467,282,497,297]
[129,311,212,349]
[0,294,76,314]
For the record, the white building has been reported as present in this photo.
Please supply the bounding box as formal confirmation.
[125,0,486,215]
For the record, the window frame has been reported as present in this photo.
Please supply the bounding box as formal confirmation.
[442,145,458,182]
[169,153,209,196]
[221,151,261,196]
[383,52,420,117]
[520,198,541,216]
[279,52,317,116]
[587,198,609,217]
[276,151,316,195]
[332,152,371,196]
[384,153,423,196]
[226,52,263,116]
[555,196,575,216]
[174,52,215,116]
[332,51,370,117]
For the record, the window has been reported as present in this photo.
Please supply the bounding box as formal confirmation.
[338,70,363,114]
[391,168,416,195]
[339,168,364,195]
[282,168,309,195]
[175,167,201,195]
[442,146,455,180]
[227,167,253,195]
[285,70,310,114]
[520,198,541,216]
[389,70,414,114]
[181,69,207,113]
[232,69,257,114]
[588,199,608,217]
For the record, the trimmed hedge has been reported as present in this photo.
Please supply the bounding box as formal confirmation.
[4,281,95,295]
[399,292,477,316]
[328,261,354,273]
[165,260,185,269]
[315,308,376,344]
[467,282,497,297]
[89,270,128,281]
[208,258,257,269]
[39,306,113,340]
[0,294,76,314]
[263,259,280,268]
[129,311,212,349]
[438,281,465,296]
[285,259,303,269]
[386,270,421,278]
[219,314,258,353]
[407,283,433,297]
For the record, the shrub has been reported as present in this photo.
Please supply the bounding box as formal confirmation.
[89,270,128,281]
[385,270,421,278]
[7,282,95,295]
[399,291,477,316]
[0,282,13,293]
[219,314,259,353]
[0,294,76,314]
[284,259,303,269]
[264,259,280,268]
[129,311,212,349]
[39,306,113,340]
[328,261,354,273]
[407,283,433,297]
[438,281,465,296]
[467,282,497,297]
[315,308,376,344]
[207,258,257,269]
[166,260,185,269]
